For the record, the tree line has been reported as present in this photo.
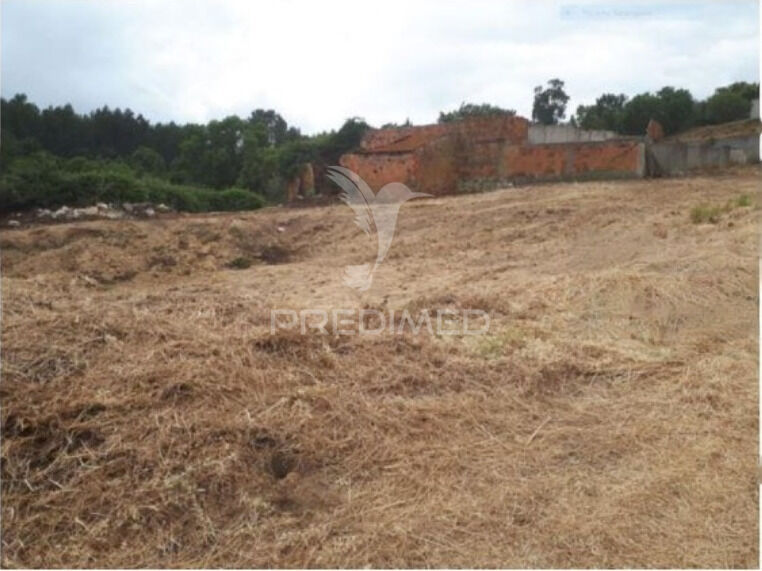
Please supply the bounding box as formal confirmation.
[1,79,757,212]
[1,94,371,212]
[433,79,756,134]
[532,79,757,134]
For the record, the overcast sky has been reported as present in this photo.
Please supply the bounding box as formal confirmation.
[1,0,758,133]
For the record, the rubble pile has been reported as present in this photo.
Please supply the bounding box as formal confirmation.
[5,202,173,227]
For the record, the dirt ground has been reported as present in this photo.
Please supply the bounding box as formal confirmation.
[1,169,759,567]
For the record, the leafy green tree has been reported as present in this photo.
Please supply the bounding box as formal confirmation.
[654,87,694,134]
[170,125,206,184]
[130,146,166,175]
[700,83,758,124]
[320,117,370,161]
[619,87,694,135]
[247,109,300,146]
[205,116,245,188]
[88,106,150,157]
[575,93,628,131]
[238,123,278,191]
[532,79,569,125]
[172,117,244,188]
[438,103,515,123]
[1,94,41,141]
[703,92,748,124]
[620,93,661,135]
[146,121,188,165]
[39,104,85,156]
[714,82,759,105]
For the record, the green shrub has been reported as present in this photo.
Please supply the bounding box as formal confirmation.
[690,205,722,224]
[210,188,266,211]
[0,153,266,213]
[690,194,754,224]
[59,168,149,205]
[227,256,252,269]
[736,194,752,208]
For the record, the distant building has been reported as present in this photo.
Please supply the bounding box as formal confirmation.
[338,116,645,196]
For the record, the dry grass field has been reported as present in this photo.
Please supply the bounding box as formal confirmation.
[1,169,759,567]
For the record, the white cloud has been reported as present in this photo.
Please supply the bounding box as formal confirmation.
[1,0,758,133]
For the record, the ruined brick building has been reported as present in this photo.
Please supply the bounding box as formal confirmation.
[284,112,759,199]
[338,115,646,195]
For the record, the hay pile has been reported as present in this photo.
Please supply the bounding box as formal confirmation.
[1,169,759,566]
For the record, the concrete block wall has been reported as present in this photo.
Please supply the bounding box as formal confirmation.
[528,124,618,145]
[650,135,759,175]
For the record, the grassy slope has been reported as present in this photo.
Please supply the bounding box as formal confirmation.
[1,168,759,567]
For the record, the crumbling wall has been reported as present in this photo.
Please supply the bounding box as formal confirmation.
[455,115,529,144]
[502,144,568,178]
[458,140,506,180]
[336,116,647,199]
[414,135,460,195]
[343,116,529,195]
[359,116,528,153]
[299,163,315,195]
[571,140,645,177]
[339,152,419,192]
[458,139,644,188]
[286,162,316,200]
[447,116,530,191]
[360,124,449,152]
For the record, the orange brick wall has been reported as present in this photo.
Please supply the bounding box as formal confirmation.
[335,119,644,199]
[499,141,643,179]
[414,136,460,195]
[361,124,449,153]
[455,115,529,145]
[360,115,528,153]
[571,141,643,174]
[503,145,568,177]
[339,152,419,192]
[459,141,506,179]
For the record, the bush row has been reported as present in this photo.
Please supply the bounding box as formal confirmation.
[0,153,266,213]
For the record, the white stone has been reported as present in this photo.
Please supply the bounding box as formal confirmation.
[79,206,99,217]
[52,206,71,219]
